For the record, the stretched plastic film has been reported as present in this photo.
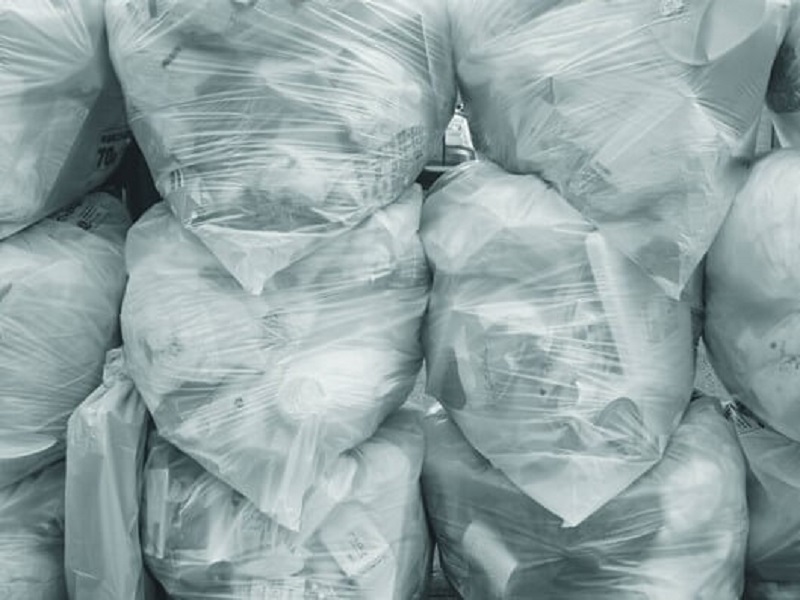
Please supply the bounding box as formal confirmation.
[422,161,697,526]
[106,0,454,294]
[0,0,130,240]
[122,188,428,531]
[726,403,800,600]
[447,0,789,298]
[142,409,431,600]
[0,193,130,490]
[0,462,68,600]
[422,396,748,600]
[767,2,800,146]
[65,349,153,600]
[704,150,800,442]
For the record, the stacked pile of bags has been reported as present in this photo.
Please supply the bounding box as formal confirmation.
[0,1,130,597]
[419,1,791,598]
[63,0,455,598]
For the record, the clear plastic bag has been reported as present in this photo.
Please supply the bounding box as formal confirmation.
[0,462,68,600]
[0,193,130,489]
[726,402,800,600]
[0,0,130,240]
[704,150,800,442]
[142,409,431,600]
[422,396,748,600]
[448,0,789,297]
[106,0,455,294]
[122,187,428,531]
[422,160,698,526]
[65,348,154,600]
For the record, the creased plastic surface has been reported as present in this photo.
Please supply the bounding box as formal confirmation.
[106,0,454,294]
[0,462,67,600]
[767,2,800,146]
[65,348,152,600]
[0,193,130,489]
[704,150,800,442]
[142,409,431,600]
[422,396,748,600]
[422,161,698,526]
[726,403,800,600]
[0,0,130,239]
[448,0,789,297]
[122,188,428,531]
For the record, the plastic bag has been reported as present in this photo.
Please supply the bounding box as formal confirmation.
[704,150,800,442]
[422,396,748,600]
[65,348,155,600]
[142,409,431,600]
[0,462,68,600]
[725,402,800,600]
[106,0,454,294]
[122,188,428,531]
[767,1,800,146]
[0,193,130,489]
[422,160,698,526]
[448,0,789,298]
[0,0,130,240]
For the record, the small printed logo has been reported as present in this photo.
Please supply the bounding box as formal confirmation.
[660,0,687,17]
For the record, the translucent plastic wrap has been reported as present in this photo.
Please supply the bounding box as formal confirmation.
[726,403,800,600]
[0,0,130,239]
[422,161,698,526]
[704,150,800,442]
[122,188,428,531]
[106,0,454,294]
[65,349,153,600]
[767,2,800,146]
[422,396,748,600]
[0,462,67,600]
[142,409,431,600]
[0,193,130,490]
[448,0,789,297]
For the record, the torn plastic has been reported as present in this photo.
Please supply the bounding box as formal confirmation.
[0,462,68,600]
[0,193,130,489]
[422,396,748,600]
[106,0,454,294]
[726,402,800,600]
[121,187,428,531]
[422,160,698,527]
[0,0,130,240]
[704,150,800,442]
[142,409,431,600]
[448,0,789,297]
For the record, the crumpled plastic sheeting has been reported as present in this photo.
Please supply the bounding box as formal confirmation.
[65,348,154,600]
[767,1,800,146]
[448,0,789,298]
[0,193,130,490]
[422,161,698,527]
[106,0,454,294]
[142,409,431,600]
[122,188,428,531]
[726,403,800,600]
[704,151,800,443]
[422,396,748,600]
[0,462,68,600]
[0,0,130,240]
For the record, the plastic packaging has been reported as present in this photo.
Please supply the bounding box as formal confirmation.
[448,0,789,298]
[142,409,431,600]
[725,402,800,600]
[767,1,800,146]
[0,0,130,240]
[0,462,68,600]
[422,161,697,526]
[65,349,154,600]
[704,150,800,442]
[122,188,428,531]
[106,0,454,294]
[422,396,748,600]
[0,193,130,490]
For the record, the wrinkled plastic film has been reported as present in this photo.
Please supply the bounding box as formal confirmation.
[767,2,800,146]
[106,0,455,294]
[422,161,697,526]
